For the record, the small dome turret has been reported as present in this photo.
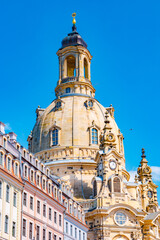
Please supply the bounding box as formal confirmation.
[60,13,87,50]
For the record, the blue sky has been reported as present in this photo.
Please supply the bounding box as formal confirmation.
[0,0,160,201]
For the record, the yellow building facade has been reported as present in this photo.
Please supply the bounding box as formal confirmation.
[28,16,160,240]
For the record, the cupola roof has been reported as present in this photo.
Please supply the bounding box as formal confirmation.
[60,13,87,49]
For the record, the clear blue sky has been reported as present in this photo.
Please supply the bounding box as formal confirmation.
[1,0,160,201]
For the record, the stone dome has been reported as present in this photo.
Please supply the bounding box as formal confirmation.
[31,95,122,157]
[28,22,125,199]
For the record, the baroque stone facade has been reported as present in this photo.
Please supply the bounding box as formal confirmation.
[28,16,160,240]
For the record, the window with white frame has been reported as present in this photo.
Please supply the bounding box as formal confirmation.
[49,207,52,220]
[66,222,68,233]
[7,158,11,171]
[70,225,73,236]
[15,163,18,176]
[30,170,34,182]
[79,230,81,240]
[12,221,16,237]
[43,204,46,217]
[29,222,33,239]
[43,228,46,240]
[54,234,57,240]
[43,179,46,190]
[30,196,33,210]
[6,185,10,202]
[4,215,9,233]
[48,232,52,240]
[23,192,27,206]
[83,233,85,240]
[75,227,77,239]
[48,183,51,194]
[59,214,62,227]
[37,225,40,240]
[54,211,57,223]
[22,219,26,236]
[13,191,17,207]
[0,152,3,166]
[37,174,40,186]
[24,165,28,178]
[37,200,40,214]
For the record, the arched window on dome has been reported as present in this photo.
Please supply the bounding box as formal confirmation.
[113,177,121,193]
[66,55,76,77]
[52,129,58,146]
[84,58,88,79]
[92,128,98,144]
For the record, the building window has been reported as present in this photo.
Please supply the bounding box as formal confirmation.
[66,222,68,233]
[54,211,57,223]
[43,204,46,217]
[70,225,73,236]
[13,192,17,207]
[52,129,58,146]
[113,177,121,193]
[0,181,2,198]
[12,221,16,237]
[3,138,6,148]
[0,152,3,165]
[49,207,52,220]
[6,185,10,202]
[7,158,11,171]
[66,55,76,77]
[29,222,33,239]
[15,163,18,176]
[30,196,33,210]
[22,219,26,236]
[148,190,153,198]
[30,170,34,182]
[75,228,77,239]
[115,212,127,226]
[23,192,27,206]
[69,203,72,214]
[79,230,81,240]
[37,200,40,214]
[59,214,62,227]
[24,165,28,177]
[43,179,46,190]
[84,58,88,79]
[66,87,71,93]
[5,215,9,233]
[83,233,85,240]
[92,128,98,144]
[37,174,40,186]
[49,232,52,240]
[55,101,61,110]
[43,229,46,240]
[54,235,57,240]
[37,225,40,240]
[48,183,51,194]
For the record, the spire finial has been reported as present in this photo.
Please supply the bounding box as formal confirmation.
[141,148,146,159]
[72,13,76,25]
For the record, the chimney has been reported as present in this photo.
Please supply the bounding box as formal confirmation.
[0,122,5,134]
[9,132,17,143]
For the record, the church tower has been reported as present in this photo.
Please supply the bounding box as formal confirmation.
[28,14,124,200]
[28,14,160,240]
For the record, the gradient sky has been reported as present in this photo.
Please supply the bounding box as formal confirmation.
[0,0,160,201]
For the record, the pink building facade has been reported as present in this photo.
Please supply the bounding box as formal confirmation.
[0,122,88,240]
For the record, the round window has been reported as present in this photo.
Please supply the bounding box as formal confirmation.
[115,212,127,226]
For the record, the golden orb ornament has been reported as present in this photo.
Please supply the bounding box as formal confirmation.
[72,12,76,24]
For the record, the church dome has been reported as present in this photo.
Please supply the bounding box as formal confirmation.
[31,96,121,156]
[61,25,87,49]
[28,16,125,199]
